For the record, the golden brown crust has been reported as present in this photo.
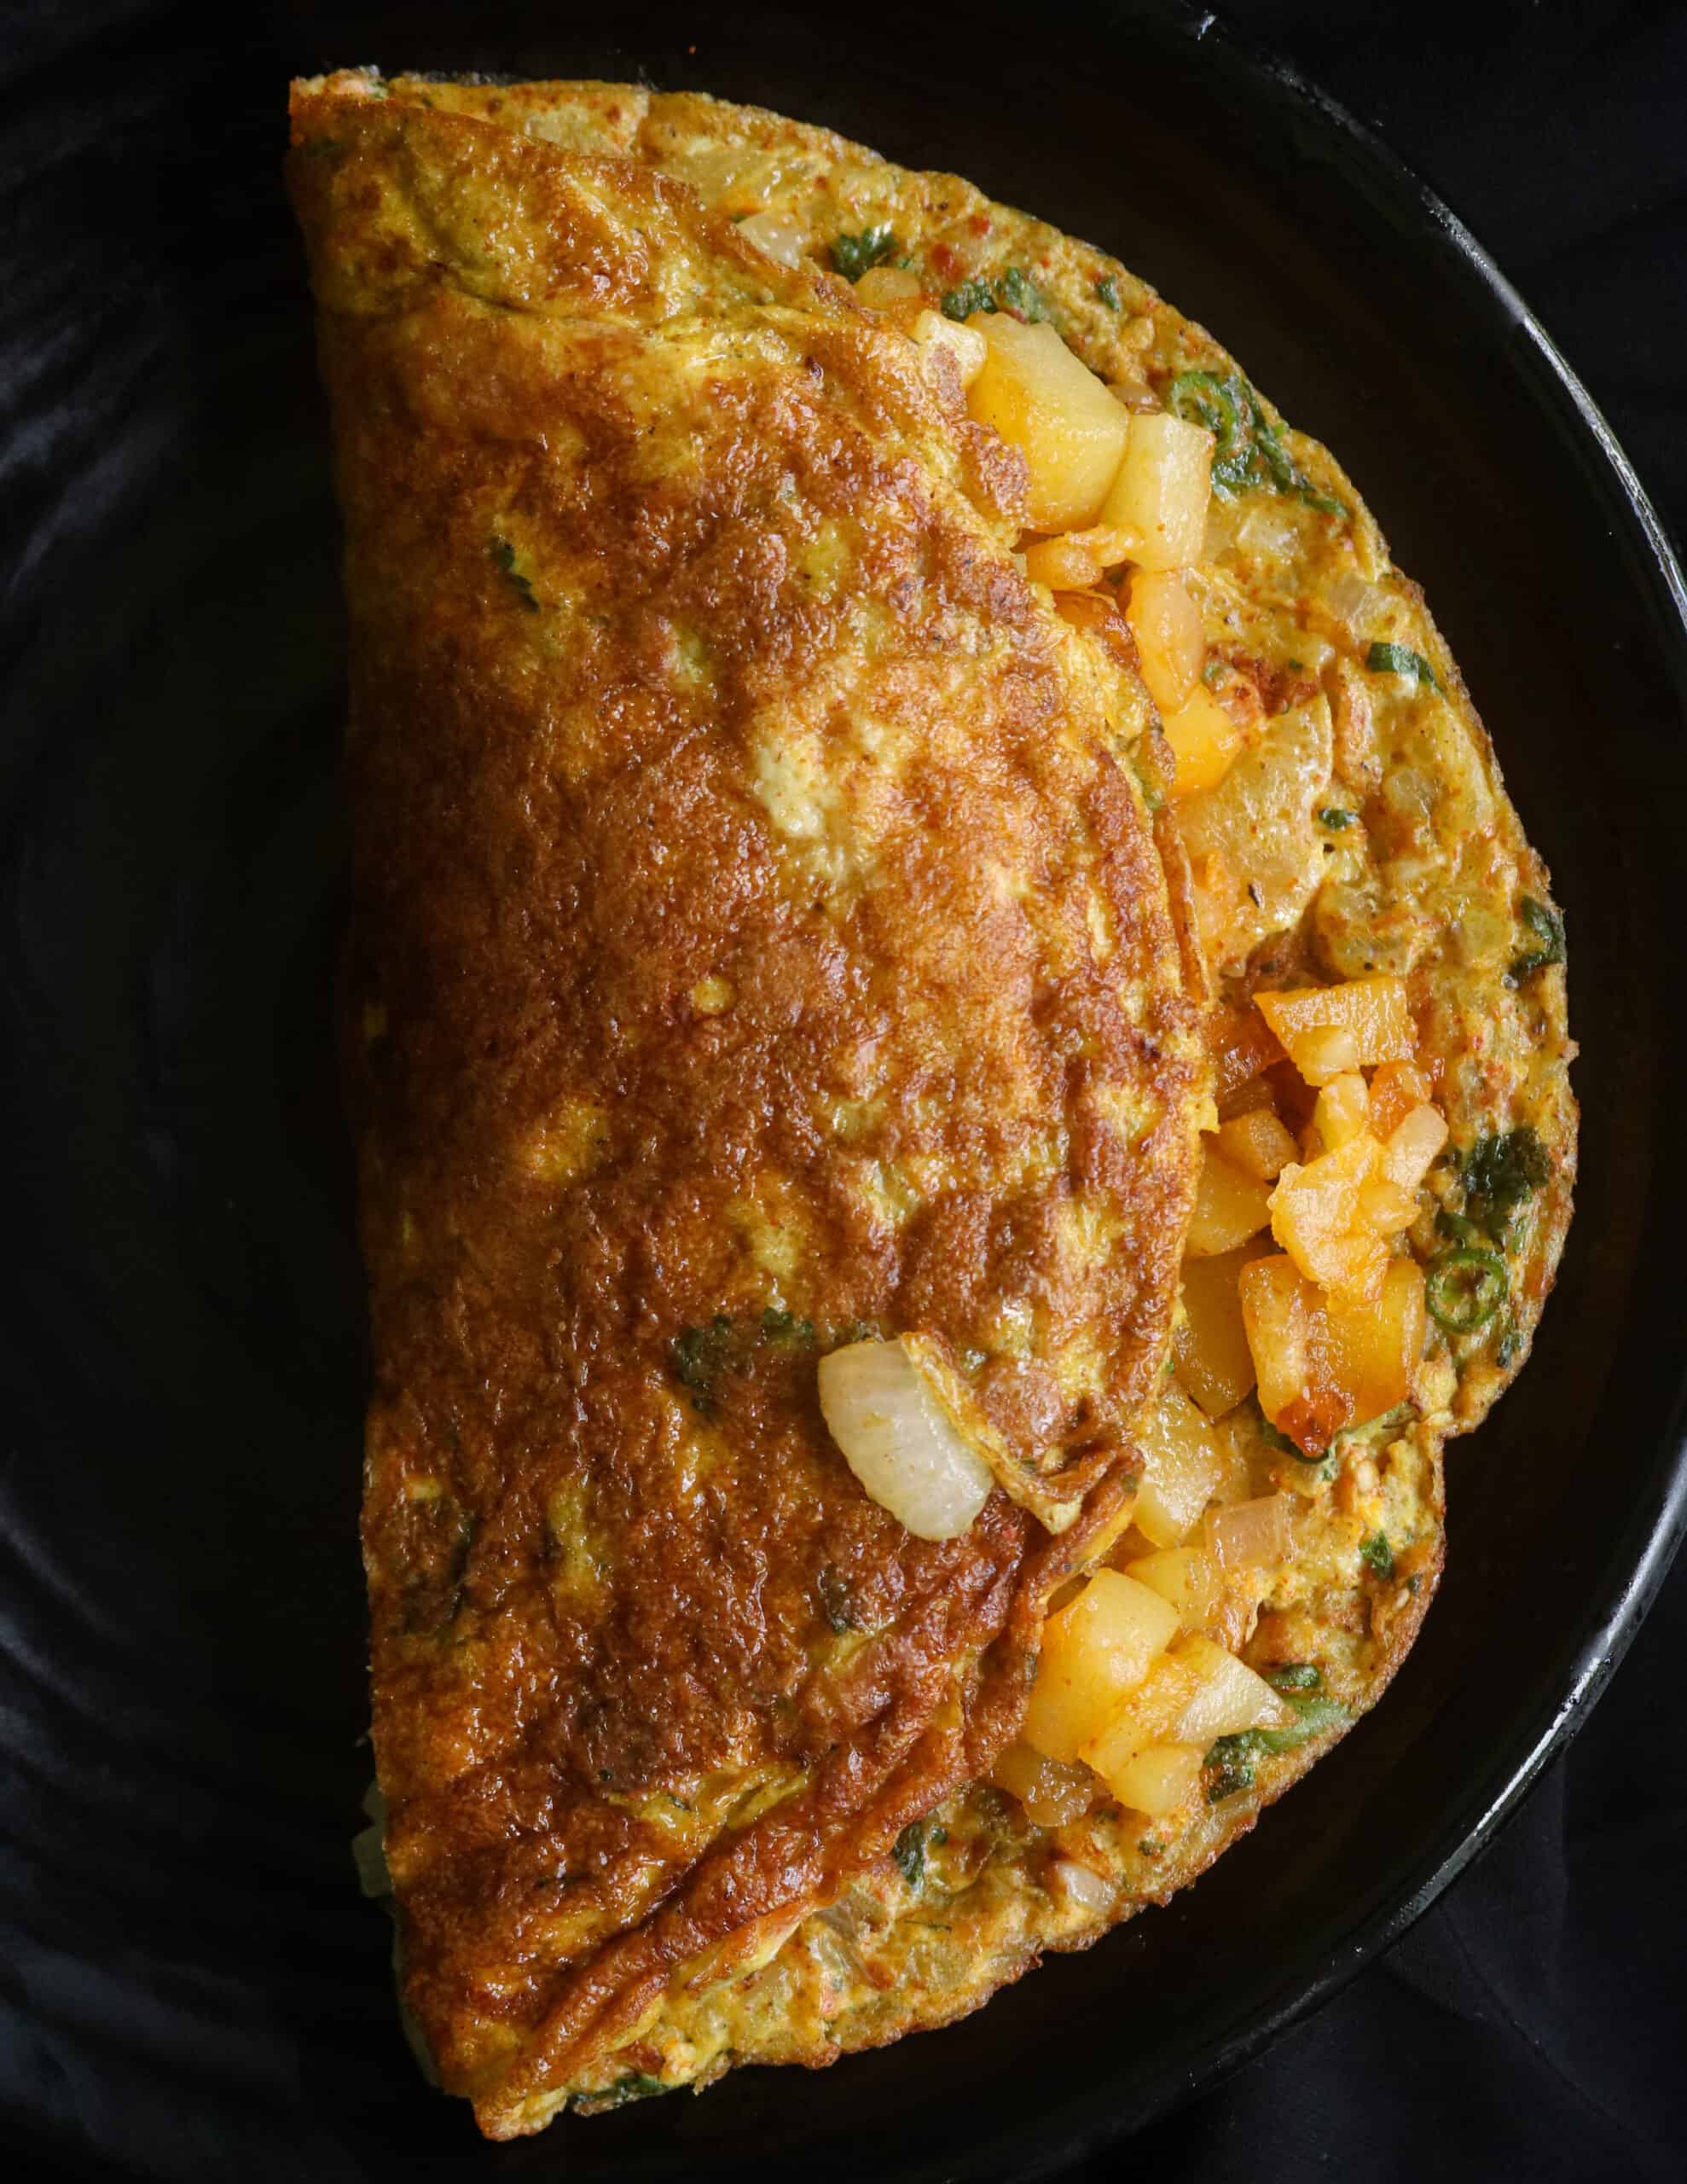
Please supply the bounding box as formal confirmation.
[289,82,1203,2136]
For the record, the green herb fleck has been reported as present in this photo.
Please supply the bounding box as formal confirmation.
[669,1314,734,1416]
[1202,657,1226,688]
[940,265,1054,324]
[1267,1663,1323,1693]
[828,1318,883,1349]
[761,1305,817,1346]
[817,1564,855,1635]
[1461,1127,1551,1241]
[1365,640,1438,689]
[490,535,538,613]
[1167,369,1346,514]
[1205,1756,1255,1802]
[831,224,899,280]
[1426,1246,1509,1335]
[301,136,345,164]
[1507,896,1566,985]
[1497,1322,1523,1370]
[892,1821,934,1890]
[585,2072,673,2110]
[1095,274,1122,310]
[1318,805,1357,829]
[1359,1531,1395,1582]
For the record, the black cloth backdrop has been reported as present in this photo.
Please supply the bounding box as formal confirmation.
[2,3,1683,2179]
[1109,8,1687,2180]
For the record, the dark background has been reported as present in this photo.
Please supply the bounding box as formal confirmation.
[1,2,1683,2179]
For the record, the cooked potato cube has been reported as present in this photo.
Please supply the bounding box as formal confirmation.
[1100,410,1214,571]
[1162,686,1243,799]
[1023,525,1135,590]
[1381,1101,1449,1190]
[1256,975,1416,1086]
[1134,1382,1225,1548]
[1081,1649,1205,1782]
[1241,1252,1425,1455]
[967,315,1131,531]
[1213,1107,1299,1181]
[1125,568,1204,714]
[1174,1246,1261,1419]
[1022,1570,1180,1763]
[1268,1133,1389,1299]
[1125,1546,1224,1624]
[912,308,988,390]
[1186,1141,1275,1258]
[1100,1740,1203,1817]
[1312,1072,1370,1150]
[855,264,924,306]
[1365,1059,1433,1140]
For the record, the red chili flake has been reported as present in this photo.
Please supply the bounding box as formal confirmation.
[970,212,992,235]
[932,242,961,277]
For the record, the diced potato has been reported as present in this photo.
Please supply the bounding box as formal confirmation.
[1256,976,1417,1087]
[1312,1073,1370,1150]
[855,263,923,306]
[1186,1141,1274,1258]
[1081,1649,1206,1784]
[1241,1252,1425,1455]
[1099,410,1214,571]
[1103,1740,1203,1818]
[990,1739,1097,1827]
[1126,1546,1223,1625]
[1174,1246,1261,1418]
[1125,568,1204,715]
[1134,1382,1224,1548]
[912,309,988,390]
[1023,526,1135,590]
[1381,1101,1449,1190]
[1022,1571,1180,1763]
[1166,1634,1296,1740]
[1269,1133,1388,1299]
[1213,1107,1299,1182]
[1323,1258,1425,1426]
[1162,687,1242,799]
[1366,1060,1433,1140]
[1238,1254,1327,1449]
[966,315,1131,531]
[1356,1172,1419,1237]
[1209,1004,1286,1105]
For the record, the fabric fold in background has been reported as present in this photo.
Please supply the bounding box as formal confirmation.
[287,82,1205,2140]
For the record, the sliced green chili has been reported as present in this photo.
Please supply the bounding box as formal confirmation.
[1426,1246,1509,1334]
[1365,640,1439,689]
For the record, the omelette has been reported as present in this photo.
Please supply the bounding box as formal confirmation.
[289,72,1575,2140]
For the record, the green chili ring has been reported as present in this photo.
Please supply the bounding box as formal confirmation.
[1425,1246,1509,1334]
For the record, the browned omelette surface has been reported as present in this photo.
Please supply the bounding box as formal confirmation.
[287,81,1206,2134]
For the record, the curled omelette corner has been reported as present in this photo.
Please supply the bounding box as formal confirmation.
[291,71,1574,2138]
[288,75,1205,2140]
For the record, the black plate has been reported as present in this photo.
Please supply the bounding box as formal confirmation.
[4,3,1685,2178]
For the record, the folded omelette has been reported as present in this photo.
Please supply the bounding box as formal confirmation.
[289,73,1574,2140]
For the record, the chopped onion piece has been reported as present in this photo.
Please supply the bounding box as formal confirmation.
[1049,1858,1114,1914]
[1102,1740,1204,1817]
[735,208,809,268]
[817,1337,994,1539]
[991,1740,1096,1827]
[1205,1491,1296,1571]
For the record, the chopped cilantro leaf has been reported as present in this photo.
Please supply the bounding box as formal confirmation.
[586,2072,673,2110]
[1095,273,1122,309]
[1318,805,1357,828]
[761,1305,816,1345]
[892,1821,931,1889]
[1365,640,1439,689]
[831,224,899,280]
[1497,1322,1523,1370]
[817,1564,855,1635]
[1507,895,1566,984]
[1205,1753,1255,1802]
[489,535,539,612]
[940,265,1054,324]
[669,1314,734,1415]
[1359,1531,1395,1581]
[1267,1663,1323,1693]
[1461,1127,1551,1240]
[1167,369,1347,514]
